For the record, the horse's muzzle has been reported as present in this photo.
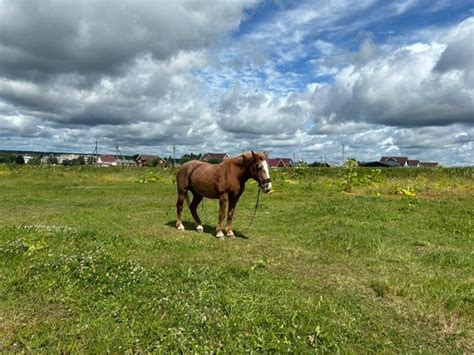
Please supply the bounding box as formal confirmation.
[259,178,272,193]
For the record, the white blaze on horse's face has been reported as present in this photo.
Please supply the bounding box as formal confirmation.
[262,160,272,192]
[256,159,272,193]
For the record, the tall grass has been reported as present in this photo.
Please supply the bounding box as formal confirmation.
[0,165,472,352]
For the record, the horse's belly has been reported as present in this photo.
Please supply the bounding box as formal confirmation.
[190,172,221,199]
[190,182,220,199]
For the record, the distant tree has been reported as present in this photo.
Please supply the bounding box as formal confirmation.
[76,156,85,165]
[180,153,202,164]
[309,161,330,167]
[15,155,25,165]
[28,156,42,165]
[145,158,163,167]
[48,156,58,165]
[0,153,16,163]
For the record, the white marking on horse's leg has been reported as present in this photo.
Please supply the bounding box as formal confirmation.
[216,230,224,240]
[177,223,185,231]
[196,225,203,233]
[226,230,235,238]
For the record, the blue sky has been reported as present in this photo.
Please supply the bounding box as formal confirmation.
[0,0,473,165]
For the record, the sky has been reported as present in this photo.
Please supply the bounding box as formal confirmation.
[0,0,473,165]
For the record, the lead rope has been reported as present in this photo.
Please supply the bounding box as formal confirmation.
[240,186,261,234]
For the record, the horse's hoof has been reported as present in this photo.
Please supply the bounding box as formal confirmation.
[177,224,185,231]
[226,231,235,238]
[196,225,203,233]
[216,231,224,240]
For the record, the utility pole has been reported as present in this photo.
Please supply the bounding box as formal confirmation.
[173,145,176,167]
[91,140,99,166]
[115,145,124,167]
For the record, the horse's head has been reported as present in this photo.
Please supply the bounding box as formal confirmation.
[250,151,272,193]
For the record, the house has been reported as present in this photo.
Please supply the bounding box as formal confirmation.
[407,159,420,167]
[200,153,229,163]
[380,156,409,167]
[57,154,80,164]
[375,156,438,168]
[117,158,136,167]
[97,155,117,167]
[268,158,294,168]
[22,154,34,164]
[135,155,168,168]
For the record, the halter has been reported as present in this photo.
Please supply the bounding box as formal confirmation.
[252,159,272,190]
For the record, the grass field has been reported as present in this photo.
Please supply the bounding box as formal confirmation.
[0,165,473,352]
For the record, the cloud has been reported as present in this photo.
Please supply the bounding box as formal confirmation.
[0,0,252,129]
[433,17,474,81]
[0,1,472,166]
[217,84,312,135]
[0,0,257,81]
[310,17,474,128]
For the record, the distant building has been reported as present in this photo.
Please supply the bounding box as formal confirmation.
[57,154,80,164]
[380,156,409,167]
[135,155,168,167]
[360,156,438,168]
[97,155,117,167]
[359,156,439,168]
[268,158,294,168]
[22,154,33,164]
[407,159,420,167]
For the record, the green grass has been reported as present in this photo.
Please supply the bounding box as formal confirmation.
[0,165,472,352]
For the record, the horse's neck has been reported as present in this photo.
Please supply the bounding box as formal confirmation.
[227,157,252,182]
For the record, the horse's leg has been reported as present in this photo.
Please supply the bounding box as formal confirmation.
[225,195,240,238]
[189,193,204,232]
[216,193,228,240]
[176,188,186,231]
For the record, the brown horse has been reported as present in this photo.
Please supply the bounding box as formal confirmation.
[176,151,272,239]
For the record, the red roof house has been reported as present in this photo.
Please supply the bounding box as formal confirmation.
[98,155,117,167]
[407,159,420,167]
[268,158,294,168]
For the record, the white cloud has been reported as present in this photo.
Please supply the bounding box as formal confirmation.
[0,1,472,166]
[310,17,474,127]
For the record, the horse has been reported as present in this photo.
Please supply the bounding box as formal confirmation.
[175,151,272,239]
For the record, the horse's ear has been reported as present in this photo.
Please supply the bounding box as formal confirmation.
[251,150,256,160]
[263,151,268,159]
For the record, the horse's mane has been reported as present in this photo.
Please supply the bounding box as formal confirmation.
[225,152,254,167]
